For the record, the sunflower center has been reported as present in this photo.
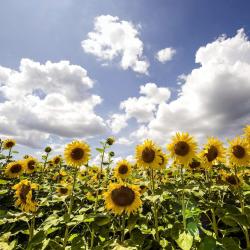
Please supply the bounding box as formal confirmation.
[71,148,84,160]
[111,186,135,206]
[20,184,31,203]
[206,146,218,162]
[232,145,245,159]
[174,141,190,156]
[54,157,60,164]
[118,164,128,174]
[60,187,68,194]
[10,164,22,173]
[6,141,14,148]
[189,161,200,169]
[28,160,35,170]
[226,175,239,185]
[142,147,155,163]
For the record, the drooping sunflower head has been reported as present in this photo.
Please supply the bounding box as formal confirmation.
[12,179,38,213]
[228,136,250,167]
[103,183,142,215]
[136,140,162,169]
[114,159,132,179]
[24,157,37,174]
[57,184,72,196]
[220,171,242,188]
[157,150,168,169]
[188,158,201,172]
[53,155,62,165]
[243,125,250,142]
[5,161,24,178]
[3,139,16,150]
[167,132,198,166]
[64,140,91,167]
[200,137,225,168]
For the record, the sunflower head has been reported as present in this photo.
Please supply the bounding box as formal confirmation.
[57,184,72,196]
[228,136,250,168]
[64,140,91,167]
[53,155,62,165]
[12,179,38,213]
[106,137,115,146]
[44,146,52,153]
[5,161,24,178]
[53,170,68,183]
[157,150,168,169]
[3,139,16,150]
[103,183,142,215]
[136,140,162,169]
[24,157,37,174]
[200,137,225,168]
[188,158,201,172]
[114,160,132,180]
[167,132,197,166]
[220,172,242,188]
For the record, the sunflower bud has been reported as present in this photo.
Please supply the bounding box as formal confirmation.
[106,137,115,146]
[44,146,52,153]
[109,151,115,157]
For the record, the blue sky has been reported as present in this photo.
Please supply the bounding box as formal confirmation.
[1,0,250,162]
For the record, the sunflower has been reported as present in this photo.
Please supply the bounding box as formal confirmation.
[114,160,132,179]
[157,150,168,169]
[78,169,88,180]
[53,155,62,165]
[188,158,202,172]
[199,137,225,168]
[56,184,72,196]
[24,157,37,174]
[103,183,142,215]
[243,125,250,142]
[228,137,250,167]
[167,132,197,166]
[53,170,68,183]
[64,140,90,167]
[12,179,38,213]
[220,171,242,187]
[3,139,16,150]
[5,161,24,178]
[136,140,162,169]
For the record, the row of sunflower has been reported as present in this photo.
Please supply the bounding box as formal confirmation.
[0,125,249,250]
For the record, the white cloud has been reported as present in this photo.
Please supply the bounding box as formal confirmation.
[116,137,134,146]
[81,15,149,74]
[155,47,176,63]
[108,83,171,133]
[0,59,106,148]
[131,29,250,145]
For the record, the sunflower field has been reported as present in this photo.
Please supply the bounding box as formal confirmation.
[0,126,250,250]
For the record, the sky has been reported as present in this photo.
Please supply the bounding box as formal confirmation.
[0,0,250,163]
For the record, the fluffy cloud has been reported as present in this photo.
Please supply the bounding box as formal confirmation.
[108,83,171,133]
[155,47,176,63]
[81,15,149,74]
[0,59,106,148]
[132,29,250,144]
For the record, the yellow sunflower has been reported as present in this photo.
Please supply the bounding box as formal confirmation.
[12,179,38,213]
[228,137,250,167]
[188,158,202,172]
[5,161,24,178]
[3,139,16,150]
[78,169,88,180]
[114,160,132,179]
[136,140,162,169]
[53,155,62,165]
[157,150,168,169]
[220,172,242,188]
[200,137,225,168]
[167,132,198,166]
[64,140,90,167]
[243,125,250,142]
[24,157,37,174]
[53,170,68,183]
[103,183,142,215]
[56,184,72,196]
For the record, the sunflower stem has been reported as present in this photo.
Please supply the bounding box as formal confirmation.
[63,167,78,249]
[28,215,36,243]
[150,168,159,242]
[180,165,186,231]
[121,213,126,242]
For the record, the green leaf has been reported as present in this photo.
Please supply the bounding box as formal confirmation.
[130,228,144,246]
[128,214,137,232]
[96,148,104,153]
[198,236,217,250]
[222,237,241,250]
[27,230,46,249]
[71,235,85,250]
[175,231,193,250]
[94,214,110,226]
[187,222,199,237]
[48,240,63,250]
[0,179,8,185]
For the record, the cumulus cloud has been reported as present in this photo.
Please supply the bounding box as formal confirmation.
[155,47,176,63]
[108,83,171,133]
[0,59,106,148]
[81,15,149,74]
[131,29,250,144]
